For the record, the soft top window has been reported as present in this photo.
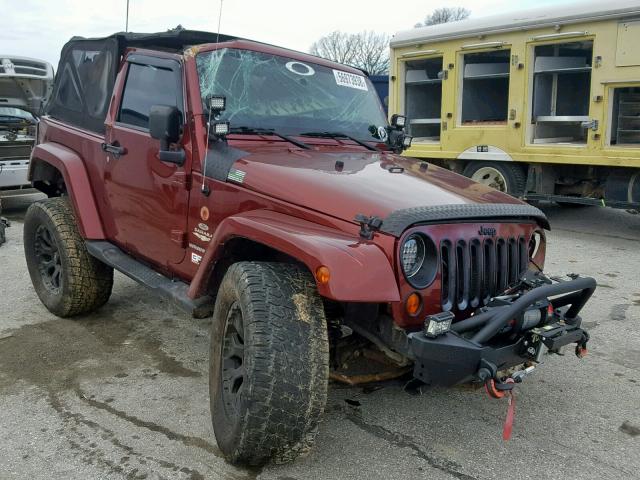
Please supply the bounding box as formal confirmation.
[46,38,118,133]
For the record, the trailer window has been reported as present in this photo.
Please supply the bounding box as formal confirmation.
[609,87,640,145]
[531,41,593,145]
[461,50,510,125]
[404,57,443,142]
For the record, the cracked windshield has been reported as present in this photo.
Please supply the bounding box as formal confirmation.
[196,48,388,141]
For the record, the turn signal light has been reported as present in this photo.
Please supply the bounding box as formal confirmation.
[405,292,422,316]
[315,266,330,285]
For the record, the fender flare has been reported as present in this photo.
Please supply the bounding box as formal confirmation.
[30,142,105,239]
[188,210,400,303]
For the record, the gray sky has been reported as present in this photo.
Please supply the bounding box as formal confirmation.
[3,0,572,69]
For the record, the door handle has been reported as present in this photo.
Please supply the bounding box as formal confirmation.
[101,142,127,158]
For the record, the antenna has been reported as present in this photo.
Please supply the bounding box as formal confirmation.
[201,0,225,195]
[216,0,224,44]
[125,0,130,32]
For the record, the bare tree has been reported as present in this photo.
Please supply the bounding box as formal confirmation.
[310,31,359,66]
[310,31,390,75]
[415,7,471,27]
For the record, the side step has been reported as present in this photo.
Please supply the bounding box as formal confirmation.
[86,241,214,319]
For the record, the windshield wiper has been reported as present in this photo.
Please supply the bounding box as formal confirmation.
[299,132,379,152]
[229,126,311,150]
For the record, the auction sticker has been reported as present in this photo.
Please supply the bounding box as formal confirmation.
[333,70,368,91]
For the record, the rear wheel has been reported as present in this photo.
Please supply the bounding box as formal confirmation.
[209,262,329,466]
[23,197,113,317]
[463,161,527,197]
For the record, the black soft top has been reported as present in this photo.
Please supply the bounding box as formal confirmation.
[46,29,241,133]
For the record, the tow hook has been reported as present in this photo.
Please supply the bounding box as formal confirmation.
[483,365,535,399]
[575,332,590,358]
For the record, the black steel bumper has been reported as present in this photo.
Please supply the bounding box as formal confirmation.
[408,276,595,386]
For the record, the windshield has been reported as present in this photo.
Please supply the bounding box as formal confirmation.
[0,107,35,122]
[196,48,388,141]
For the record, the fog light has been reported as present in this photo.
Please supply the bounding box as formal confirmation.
[424,311,455,338]
[390,114,406,129]
[212,121,229,136]
[208,95,226,113]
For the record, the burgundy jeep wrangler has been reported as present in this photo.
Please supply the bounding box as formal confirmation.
[25,30,594,465]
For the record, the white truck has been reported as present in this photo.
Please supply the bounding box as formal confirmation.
[0,55,54,244]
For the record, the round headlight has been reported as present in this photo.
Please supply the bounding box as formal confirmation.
[401,234,425,278]
[400,233,438,289]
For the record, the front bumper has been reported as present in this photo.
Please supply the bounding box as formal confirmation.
[407,275,595,386]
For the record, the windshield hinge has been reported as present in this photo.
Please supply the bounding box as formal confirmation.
[354,214,383,240]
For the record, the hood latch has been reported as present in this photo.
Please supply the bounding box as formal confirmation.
[354,214,383,240]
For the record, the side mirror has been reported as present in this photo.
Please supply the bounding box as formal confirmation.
[149,105,185,165]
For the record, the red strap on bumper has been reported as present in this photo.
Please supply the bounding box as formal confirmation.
[503,390,515,440]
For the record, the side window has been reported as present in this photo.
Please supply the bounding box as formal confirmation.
[118,63,181,129]
[460,50,510,125]
[609,86,640,145]
[404,57,443,143]
[531,41,593,145]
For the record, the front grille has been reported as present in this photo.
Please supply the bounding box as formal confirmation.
[440,235,529,311]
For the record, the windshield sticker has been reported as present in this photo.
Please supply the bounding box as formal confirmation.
[285,61,315,76]
[333,70,368,91]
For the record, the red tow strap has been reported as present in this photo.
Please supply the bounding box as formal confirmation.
[485,377,517,440]
[503,387,515,441]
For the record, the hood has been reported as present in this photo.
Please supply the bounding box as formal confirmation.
[0,56,54,116]
[231,148,525,227]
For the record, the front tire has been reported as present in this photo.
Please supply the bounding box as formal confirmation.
[23,197,114,317]
[209,262,329,466]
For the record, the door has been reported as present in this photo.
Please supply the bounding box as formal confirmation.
[103,55,189,266]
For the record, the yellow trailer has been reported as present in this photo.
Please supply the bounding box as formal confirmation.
[390,1,640,208]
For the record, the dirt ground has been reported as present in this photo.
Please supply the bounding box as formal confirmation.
[1,193,639,480]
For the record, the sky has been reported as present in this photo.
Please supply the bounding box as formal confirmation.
[3,0,574,69]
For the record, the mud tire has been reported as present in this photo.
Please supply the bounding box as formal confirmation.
[23,197,113,317]
[209,262,329,466]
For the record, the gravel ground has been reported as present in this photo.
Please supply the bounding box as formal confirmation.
[1,193,639,480]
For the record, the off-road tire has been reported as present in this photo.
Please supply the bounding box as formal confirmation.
[209,262,329,466]
[463,161,527,197]
[23,197,113,317]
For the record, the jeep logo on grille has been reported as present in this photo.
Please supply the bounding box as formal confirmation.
[478,226,497,236]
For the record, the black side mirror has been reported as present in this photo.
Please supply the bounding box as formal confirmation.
[149,105,185,165]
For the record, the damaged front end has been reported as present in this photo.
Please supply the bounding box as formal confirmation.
[409,272,594,388]
[329,203,594,397]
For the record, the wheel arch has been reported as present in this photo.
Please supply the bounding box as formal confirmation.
[188,210,400,303]
[29,142,105,239]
